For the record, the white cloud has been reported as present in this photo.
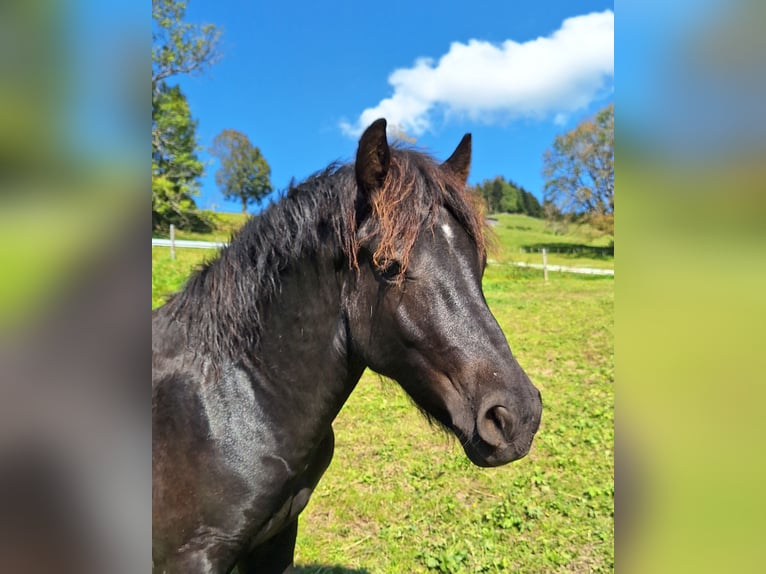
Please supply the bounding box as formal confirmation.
[340,10,613,137]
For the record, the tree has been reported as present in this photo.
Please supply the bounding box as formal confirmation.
[152,84,209,231]
[210,129,273,214]
[500,183,520,213]
[152,0,221,96]
[520,188,543,218]
[152,0,221,231]
[542,104,614,235]
[489,178,505,213]
[474,176,543,218]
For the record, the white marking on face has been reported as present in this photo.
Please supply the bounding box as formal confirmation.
[441,222,454,244]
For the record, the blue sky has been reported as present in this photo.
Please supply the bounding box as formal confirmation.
[175,0,614,213]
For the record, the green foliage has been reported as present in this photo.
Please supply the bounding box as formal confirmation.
[151,83,211,232]
[210,129,273,213]
[474,176,543,217]
[543,104,614,236]
[152,0,221,92]
[151,0,221,233]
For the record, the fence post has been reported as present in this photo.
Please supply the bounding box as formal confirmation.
[542,248,548,282]
[170,224,176,261]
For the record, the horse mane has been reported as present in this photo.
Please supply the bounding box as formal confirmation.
[159,145,486,363]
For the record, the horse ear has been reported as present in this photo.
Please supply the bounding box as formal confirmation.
[355,118,390,193]
[442,133,472,183]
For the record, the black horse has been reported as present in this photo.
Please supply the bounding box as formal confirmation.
[152,119,542,573]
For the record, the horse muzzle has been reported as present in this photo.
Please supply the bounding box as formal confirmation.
[460,388,542,468]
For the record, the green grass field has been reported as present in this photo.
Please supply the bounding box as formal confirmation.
[152,213,614,573]
[487,213,613,270]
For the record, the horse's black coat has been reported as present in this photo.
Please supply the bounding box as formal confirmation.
[152,119,542,573]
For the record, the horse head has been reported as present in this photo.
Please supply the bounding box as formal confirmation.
[346,119,542,467]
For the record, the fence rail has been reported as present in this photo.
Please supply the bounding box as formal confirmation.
[508,261,614,276]
[152,238,228,249]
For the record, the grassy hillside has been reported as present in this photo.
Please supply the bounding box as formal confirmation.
[487,213,613,270]
[152,212,614,572]
[153,212,250,243]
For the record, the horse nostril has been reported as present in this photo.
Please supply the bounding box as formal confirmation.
[478,404,515,447]
[488,405,509,433]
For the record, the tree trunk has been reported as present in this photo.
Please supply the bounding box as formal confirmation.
[242,197,247,214]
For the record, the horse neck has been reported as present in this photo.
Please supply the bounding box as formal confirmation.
[248,246,365,442]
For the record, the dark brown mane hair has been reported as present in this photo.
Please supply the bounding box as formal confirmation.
[158,145,485,362]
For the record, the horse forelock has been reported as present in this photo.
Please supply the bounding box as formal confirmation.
[349,147,486,276]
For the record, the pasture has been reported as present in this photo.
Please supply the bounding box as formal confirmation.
[152,213,613,573]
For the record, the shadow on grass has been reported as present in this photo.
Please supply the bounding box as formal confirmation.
[521,242,614,258]
[293,566,370,574]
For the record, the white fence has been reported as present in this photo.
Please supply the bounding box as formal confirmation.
[152,224,226,259]
[151,238,228,249]
[488,247,614,277]
[508,261,614,276]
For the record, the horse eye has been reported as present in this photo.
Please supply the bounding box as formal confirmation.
[379,260,402,281]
